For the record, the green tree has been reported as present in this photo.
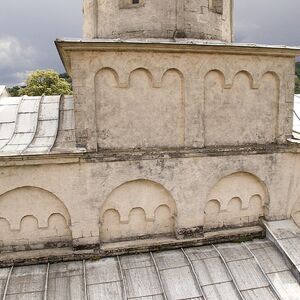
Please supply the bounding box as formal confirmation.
[7,86,22,97]
[296,77,300,94]
[59,72,72,84]
[18,69,72,96]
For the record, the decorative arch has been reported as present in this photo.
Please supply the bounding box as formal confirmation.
[154,205,174,234]
[233,70,256,89]
[95,67,120,86]
[161,68,185,82]
[129,68,154,87]
[0,186,72,249]
[95,66,185,149]
[259,70,280,85]
[204,172,268,229]
[204,68,279,146]
[100,179,176,242]
[204,69,226,87]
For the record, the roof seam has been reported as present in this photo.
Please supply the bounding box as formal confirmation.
[212,245,246,300]
[242,242,282,300]
[181,248,208,300]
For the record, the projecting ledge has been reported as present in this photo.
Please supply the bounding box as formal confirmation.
[0,225,264,267]
[55,38,300,75]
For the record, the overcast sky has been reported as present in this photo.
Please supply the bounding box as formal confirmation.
[0,0,299,86]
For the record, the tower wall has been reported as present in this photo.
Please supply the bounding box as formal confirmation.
[83,0,233,42]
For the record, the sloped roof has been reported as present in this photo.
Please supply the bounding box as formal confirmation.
[0,238,299,299]
[0,95,77,155]
[0,86,9,97]
[293,94,300,140]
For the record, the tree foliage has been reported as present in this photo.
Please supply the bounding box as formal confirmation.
[7,86,22,97]
[17,70,72,96]
[59,72,72,84]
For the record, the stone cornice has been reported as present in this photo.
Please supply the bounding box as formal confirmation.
[1,143,300,167]
[55,39,300,74]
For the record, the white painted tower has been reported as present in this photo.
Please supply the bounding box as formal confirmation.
[83,0,233,42]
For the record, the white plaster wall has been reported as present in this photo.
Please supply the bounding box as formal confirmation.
[69,49,294,151]
[0,151,298,248]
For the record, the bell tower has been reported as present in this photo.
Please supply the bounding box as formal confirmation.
[83,0,233,42]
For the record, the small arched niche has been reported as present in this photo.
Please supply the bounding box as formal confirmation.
[95,67,185,149]
[100,180,176,243]
[204,172,268,230]
[204,70,279,146]
[0,187,72,249]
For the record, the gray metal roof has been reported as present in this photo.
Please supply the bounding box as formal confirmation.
[293,95,300,140]
[0,239,299,300]
[0,86,9,98]
[55,38,300,51]
[265,219,300,277]
[0,95,77,155]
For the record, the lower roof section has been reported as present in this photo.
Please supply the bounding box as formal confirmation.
[293,94,300,141]
[0,95,77,156]
[0,236,299,300]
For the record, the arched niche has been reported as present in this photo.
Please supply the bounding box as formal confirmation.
[204,172,268,230]
[95,67,185,149]
[0,187,72,249]
[100,180,176,242]
[204,70,279,146]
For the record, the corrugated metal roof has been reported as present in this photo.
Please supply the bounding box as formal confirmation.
[0,239,299,299]
[265,219,300,274]
[0,95,77,155]
[0,86,9,98]
[0,86,5,95]
[293,95,300,140]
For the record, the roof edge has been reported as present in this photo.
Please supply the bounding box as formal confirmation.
[55,38,300,75]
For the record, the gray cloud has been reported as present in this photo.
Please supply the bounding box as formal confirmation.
[0,0,299,85]
[235,0,300,45]
[0,0,82,85]
[0,36,38,84]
